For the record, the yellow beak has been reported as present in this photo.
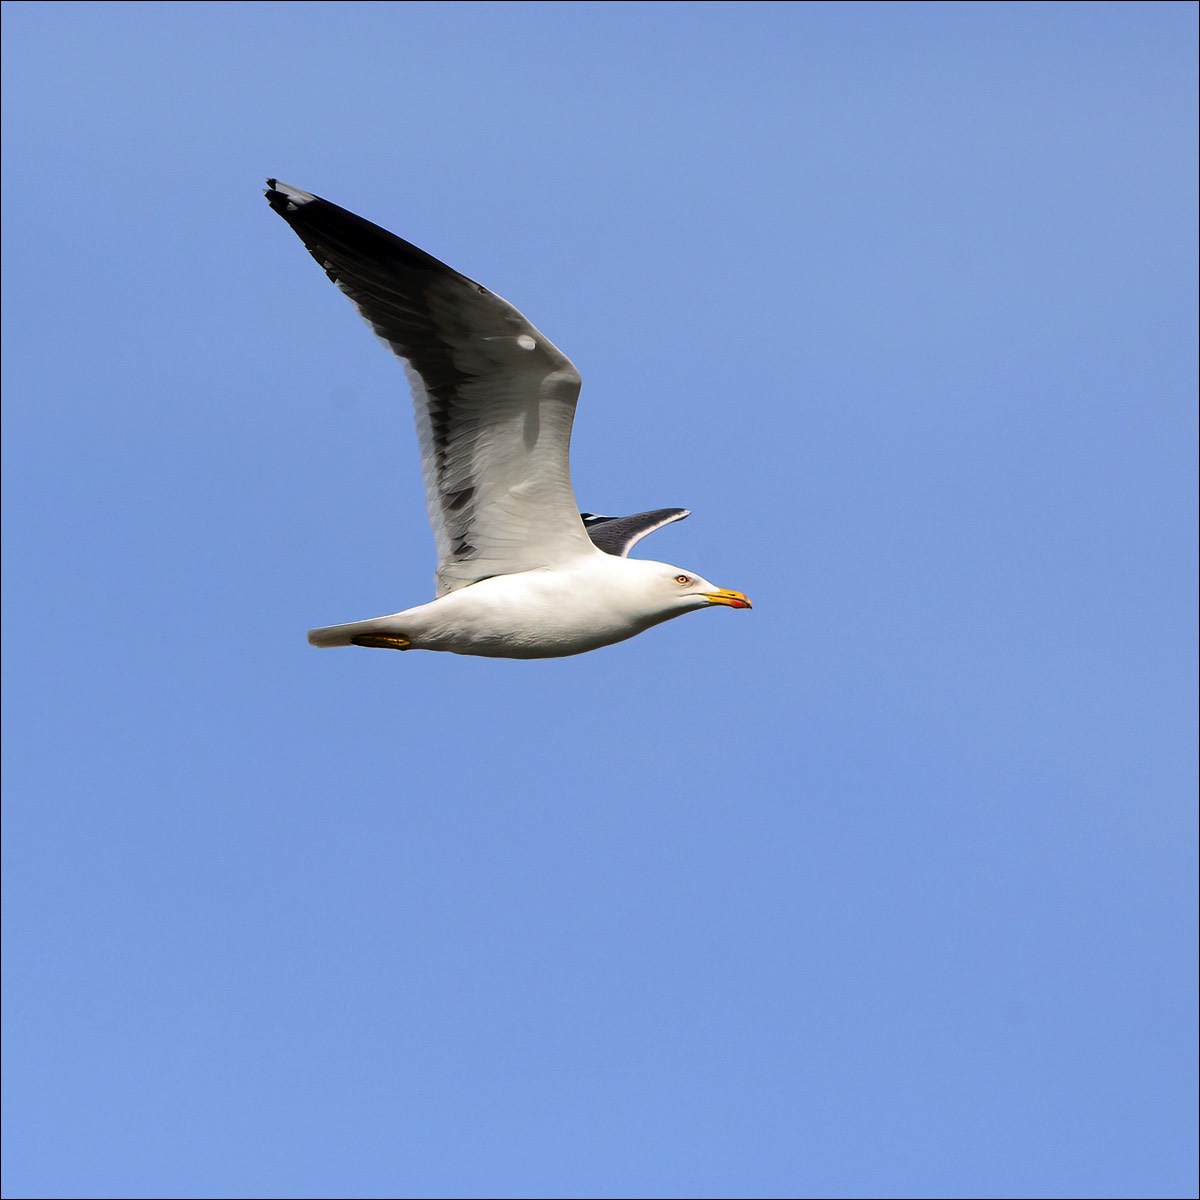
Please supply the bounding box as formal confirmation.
[702,589,752,610]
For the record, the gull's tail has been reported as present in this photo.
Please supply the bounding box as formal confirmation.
[307,616,411,651]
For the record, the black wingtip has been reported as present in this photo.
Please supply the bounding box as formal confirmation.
[262,180,479,283]
[263,179,290,218]
[263,179,320,218]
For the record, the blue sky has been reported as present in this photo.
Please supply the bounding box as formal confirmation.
[2,2,1196,1197]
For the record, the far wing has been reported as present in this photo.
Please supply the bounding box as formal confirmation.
[581,509,690,556]
[265,180,597,595]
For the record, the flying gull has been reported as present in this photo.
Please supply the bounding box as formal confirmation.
[264,180,751,658]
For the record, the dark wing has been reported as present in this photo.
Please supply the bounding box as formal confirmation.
[581,508,691,556]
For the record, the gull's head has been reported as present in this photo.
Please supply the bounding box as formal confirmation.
[615,556,752,620]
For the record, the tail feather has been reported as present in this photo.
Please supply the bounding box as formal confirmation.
[307,615,409,649]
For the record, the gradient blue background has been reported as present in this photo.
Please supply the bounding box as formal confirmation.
[3,3,1197,1198]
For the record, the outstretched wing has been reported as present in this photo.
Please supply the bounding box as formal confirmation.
[265,180,597,595]
[581,509,690,556]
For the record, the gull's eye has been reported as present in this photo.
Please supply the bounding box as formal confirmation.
[675,574,691,585]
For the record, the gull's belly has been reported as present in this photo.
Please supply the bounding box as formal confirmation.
[401,569,658,659]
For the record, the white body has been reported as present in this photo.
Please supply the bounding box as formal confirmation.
[309,554,738,659]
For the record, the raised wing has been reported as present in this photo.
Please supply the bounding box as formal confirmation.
[581,509,690,556]
[265,180,597,595]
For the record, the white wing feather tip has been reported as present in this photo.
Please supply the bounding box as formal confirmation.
[265,179,316,210]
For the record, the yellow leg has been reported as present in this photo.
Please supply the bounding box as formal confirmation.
[351,634,412,651]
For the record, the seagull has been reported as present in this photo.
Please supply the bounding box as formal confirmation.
[264,180,751,658]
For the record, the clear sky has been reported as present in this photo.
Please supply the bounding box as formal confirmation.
[2,3,1196,1198]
